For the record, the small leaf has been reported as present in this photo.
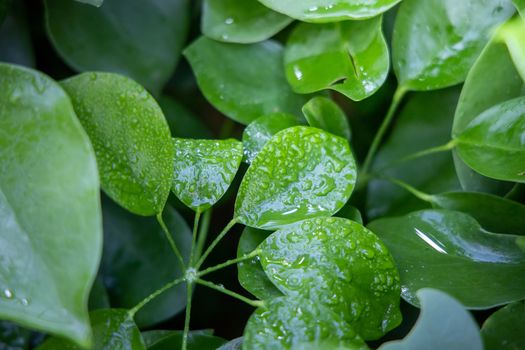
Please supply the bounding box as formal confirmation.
[242,113,300,163]
[37,309,145,350]
[158,96,211,139]
[481,301,525,350]
[172,138,243,211]
[454,96,525,183]
[256,0,400,22]
[235,126,356,229]
[302,96,351,140]
[259,217,401,339]
[243,296,368,349]
[202,0,292,43]
[393,0,515,90]
[368,209,525,308]
[61,72,174,216]
[146,331,226,350]
[0,63,101,347]
[184,37,306,125]
[379,289,483,350]
[284,17,389,101]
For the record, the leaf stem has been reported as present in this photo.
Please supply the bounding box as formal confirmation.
[198,249,261,278]
[195,209,212,263]
[157,213,185,268]
[189,210,201,267]
[195,278,264,308]
[195,218,238,270]
[390,139,457,168]
[182,282,194,350]
[383,176,434,203]
[128,276,185,317]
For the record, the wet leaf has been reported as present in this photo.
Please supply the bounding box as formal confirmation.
[393,0,514,90]
[285,17,389,101]
[302,97,351,140]
[217,337,243,350]
[481,301,525,350]
[368,209,525,308]
[184,37,306,125]
[0,64,101,347]
[61,72,174,216]
[202,0,292,43]
[235,126,356,229]
[260,217,401,339]
[172,138,243,212]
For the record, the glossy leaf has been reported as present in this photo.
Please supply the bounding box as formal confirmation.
[202,0,292,43]
[0,64,101,347]
[172,138,243,212]
[393,0,514,90]
[497,17,525,82]
[61,72,174,216]
[256,0,400,22]
[243,296,367,350]
[284,17,389,101]
[101,198,191,327]
[75,0,103,7]
[147,332,226,350]
[158,96,211,139]
[184,37,306,125]
[302,96,351,140]
[217,337,243,350]
[242,113,300,163]
[237,227,282,300]
[235,126,356,229]
[37,309,145,350]
[0,2,35,67]
[260,217,401,339]
[45,0,189,93]
[481,301,525,350]
[379,289,483,350]
[368,209,525,308]
[454,97,525,183]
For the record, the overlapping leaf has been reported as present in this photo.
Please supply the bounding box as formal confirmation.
[481,301,525,350]
[302,96,351,140]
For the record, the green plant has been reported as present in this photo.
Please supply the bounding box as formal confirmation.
[1,0,525,349]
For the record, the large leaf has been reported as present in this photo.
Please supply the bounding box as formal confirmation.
[235,126,356,229]
[45,0,189,93]
[0,64,101,347]
[0,2,35,67]
[101,198,191,327]
[393,0,515,90]
[368,209,525,308]
[302,96,351,140]
[184,37,306,125]
[172,138,243,212]
[284,17,389,101]
[202,0,292,44]
[37,309,145,350]
[379,289,482,350]
[61,72,174,216]
[481,301,525,350]
[243,296,367,350]
[454,97,525,183]
[256,0,400,22]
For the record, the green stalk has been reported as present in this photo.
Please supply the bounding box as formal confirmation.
[195,218,238,270]
[128,276,185,318]
[181,282,194,350]
[156,213,185,268]
[197,249,261,278]
[195,278,264,308]
[195,209,212,264]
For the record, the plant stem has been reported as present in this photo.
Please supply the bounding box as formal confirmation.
[198,249,261,278]
[189,210,201,267]
[195,278,264,308]
[383,177,435,203]
[195,218,238,270]
[128,276,185,317]
[390,139,457,168]
[157,213,185,268]
[181,282,194,350]
[195,209,212,264]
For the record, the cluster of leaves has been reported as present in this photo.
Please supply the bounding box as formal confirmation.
[1,0,525,349]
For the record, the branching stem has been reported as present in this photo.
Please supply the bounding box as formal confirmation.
[195,218,238,270]
[195,278,264,308]
[156,213,185,268]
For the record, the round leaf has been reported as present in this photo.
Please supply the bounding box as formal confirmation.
[235,126,357,229]
[184,37,306,125]
[302,96,351,140]
[259,217,401,339]
[172,138,243,212]
[481,301,525,350]
[284,17,389,101]
[61,72,174,216]
[0,64,101,347]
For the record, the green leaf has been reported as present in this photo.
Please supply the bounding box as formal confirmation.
[284,17,389,101]
[217,337,243,350]
[75,0,103,7]
[368,209,525,308]
[336,204,363,224]
[0,64,101,347]
[37,309,145,350]
[158,96,211,139]
[482,301,525,350]
[513,0,525,17]
[141,330,213,348]
[393,0,515,90]
[379,289,483,350]
[88,277,111,311]
[61,72,174,216]
[101,197,191,327]
[302,97,351,140]
[184,37,306,125]
[235,126,356,229]
[45,0,189,93]
[242,113,300,163]
[259,217,401,339]
[172,138,243,212]
[0,2,35,67]
[202,0,292,43]
[237,227,282,300]
[454,96,525,183]
[256,0,400,22]
[146,332,226,350]
[243,296,368,350]
[497,17,525,82]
